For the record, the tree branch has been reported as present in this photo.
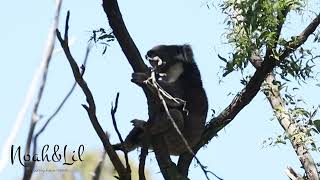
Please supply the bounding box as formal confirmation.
[151,135,189,180]
[200,11,320,154]
[251,12,319,179]
[34,44,91,140]
[264,74,319,180]
[280,13,320,60]
[110,93,131,174]
[285,166,304,180]
[32,44,91,180]
[102,0,147,73]
[101,0,186,179]
[178,12,320,175]
[56,11,129,179]
[22,0,62,179]
[94,92,131,180]
[138,145,148,180]
[249,52,318,179]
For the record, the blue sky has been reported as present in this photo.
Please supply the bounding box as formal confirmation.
[1,0,320,179]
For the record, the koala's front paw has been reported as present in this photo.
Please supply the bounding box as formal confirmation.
[131,72,149,84]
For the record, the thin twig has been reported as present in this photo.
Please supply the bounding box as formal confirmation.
[35,44,91,138]
[94,92,129,180]
[56,11,128,179]
[31,44,91,178]
[110,93,131,173]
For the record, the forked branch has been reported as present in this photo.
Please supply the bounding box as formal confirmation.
[56,11,129,180]
[199,13,320,153]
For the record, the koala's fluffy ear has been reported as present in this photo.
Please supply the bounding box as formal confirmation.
[174,44,194,62]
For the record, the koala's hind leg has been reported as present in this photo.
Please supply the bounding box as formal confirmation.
[112,119,146,152]
[112,109,183,152]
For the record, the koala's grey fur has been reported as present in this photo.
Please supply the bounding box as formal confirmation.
[113,44,208,155]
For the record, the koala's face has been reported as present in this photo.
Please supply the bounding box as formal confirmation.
[145,45,182,71]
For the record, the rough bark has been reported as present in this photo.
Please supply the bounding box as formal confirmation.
[264,74,319,180]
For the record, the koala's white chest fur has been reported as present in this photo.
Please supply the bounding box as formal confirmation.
[160,62,184,83]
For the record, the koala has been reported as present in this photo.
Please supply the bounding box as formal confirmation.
[113,44,208,155]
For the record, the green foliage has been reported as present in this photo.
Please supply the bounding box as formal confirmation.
[261,78,320,151]
[89,28,115,55]
[220,0,304,77]
[313,120,320,133]
[262,134,288,147]
[277,47,317,82]
[277,88,320,151]
[313,30,320,43]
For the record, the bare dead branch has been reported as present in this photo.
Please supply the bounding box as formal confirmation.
[101,0,159,139]
[56,11,129,179]
[111,93,131,174]
[30,44,91,180]
[34,44,91,140]
[94,92,129,180]
[20,1,63,179]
